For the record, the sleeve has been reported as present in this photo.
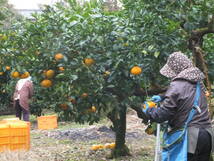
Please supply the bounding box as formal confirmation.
[200,81,206,93]
[145,82,179,123]
[28,81,34,99]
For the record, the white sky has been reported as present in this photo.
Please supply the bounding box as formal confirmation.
[8,0,60,9]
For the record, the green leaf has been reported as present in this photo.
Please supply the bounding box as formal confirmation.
[154,51,160,58]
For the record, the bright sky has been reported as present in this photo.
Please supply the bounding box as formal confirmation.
[8,0,59,9]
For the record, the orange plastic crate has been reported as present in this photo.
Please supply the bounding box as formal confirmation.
[0,120,30,151]
[37,115,57,130]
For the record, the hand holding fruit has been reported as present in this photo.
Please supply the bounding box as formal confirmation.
[142,101,157,113]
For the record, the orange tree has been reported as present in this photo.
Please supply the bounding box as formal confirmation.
[1,0,213,158]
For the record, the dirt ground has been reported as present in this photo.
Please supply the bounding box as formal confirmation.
[0,111,156,161]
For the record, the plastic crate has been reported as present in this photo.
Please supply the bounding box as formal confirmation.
[0,124,10,152]
[10,122,30,150]
[2,118,19,121]
[37,115,57,130]
[0,120,30,151]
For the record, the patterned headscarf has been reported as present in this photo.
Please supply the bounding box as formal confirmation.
[160,51,205,82]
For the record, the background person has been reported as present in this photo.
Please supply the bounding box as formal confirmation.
[13,76,33,121]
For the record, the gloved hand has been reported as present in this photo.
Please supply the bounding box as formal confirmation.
[151,95,162,103]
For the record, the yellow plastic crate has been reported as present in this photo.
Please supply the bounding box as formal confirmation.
[3,118,19,121]
[0,120,30,151]
[37,115,58,130]
[10,122,30,150]
[37,115,57,130]
[2,118,31,148]
[0,124,10,152]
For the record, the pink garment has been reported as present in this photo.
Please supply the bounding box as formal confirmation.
[13,80,33,111]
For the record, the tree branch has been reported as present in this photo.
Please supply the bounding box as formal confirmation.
[133,86,167,96]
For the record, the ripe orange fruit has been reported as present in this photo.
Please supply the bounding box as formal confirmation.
[60,104,68,110]
[104,143,111,149]
[88,106,96,113]
[5,66,11,70]
[104,143,115,149]
[40,79,52,88]
[54,53,64,61]
[84,58,95,66]
[91,145,100,151]
[145,126,154,135]
[91,144,104,150]
[11,71,20,78]
[81,93,88,98]
[130,66,142,75]
[59,67,64,71]
[98,144,104,149]
[143,101,157,109]
[91,106,96,112]
[20,72,30,79]
[0,72,3,75]
[45,69,55,78]
[109,143,116,149]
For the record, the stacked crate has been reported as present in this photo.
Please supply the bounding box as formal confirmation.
[0,118,30,151]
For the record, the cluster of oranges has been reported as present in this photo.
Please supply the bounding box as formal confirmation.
[11,71,30,79]
[40,53,64,88]
[91,143,116,151]
[40,69,55,88]
[3,65,31,79]
[8,53,143,90]
[0,66,10,75]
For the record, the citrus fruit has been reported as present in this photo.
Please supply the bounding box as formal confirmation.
[54,53,64,61]
[40,79,52,88]
[45,69,55,78]
[91,106,96,112]
[84,58,95,66]
[145,126,154,135]
[20,72,30,79]
[59,67,64,71]
[11,71,20,78]
[5,66,11,70]
[143,101,157,109]
[130,66,142,75]
[81,93,88,98]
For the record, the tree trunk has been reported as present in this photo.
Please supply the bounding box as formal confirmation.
[108,105,131,158]
[188,27,214,117]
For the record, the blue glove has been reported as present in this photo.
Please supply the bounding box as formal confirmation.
[142,102,149,113]
[151,95,162,103]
